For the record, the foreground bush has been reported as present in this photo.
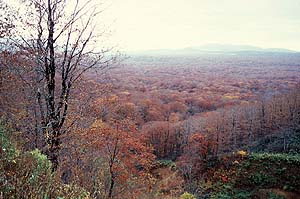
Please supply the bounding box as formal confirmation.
[0,125,90,199]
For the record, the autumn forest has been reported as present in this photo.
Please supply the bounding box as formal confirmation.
[1,0,300,199]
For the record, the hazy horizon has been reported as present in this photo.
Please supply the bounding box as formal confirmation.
[107,0,300,51]
[123,43,299,53]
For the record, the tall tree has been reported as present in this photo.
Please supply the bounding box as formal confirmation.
[3,0,117,170]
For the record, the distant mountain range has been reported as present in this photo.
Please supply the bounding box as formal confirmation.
[128,44,298,56]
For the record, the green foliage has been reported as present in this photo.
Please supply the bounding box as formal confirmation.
[234,190,252,199]
[180,192,196,199]
[209,183,233,199]
[0,124,19,162]
[210,191,232,199]
[249,153,300,165]
[236,153,300,191]
[268,192,285,199]
[209,182,253,199]
[196,152,300,198]
[248,172,276,187]
[0,124,90,199]
[157,159,176,170]
[0,124,19,197]
[27,149,52,184]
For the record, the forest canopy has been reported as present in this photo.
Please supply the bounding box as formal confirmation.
[1,0,300,199]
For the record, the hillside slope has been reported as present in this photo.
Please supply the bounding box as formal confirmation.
[200,153,300,199]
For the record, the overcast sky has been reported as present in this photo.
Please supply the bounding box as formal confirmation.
[105,0,300,51]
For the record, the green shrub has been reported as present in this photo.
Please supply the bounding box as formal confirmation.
[210,192,232,199]
[180,192,196,199]
[0,124,90,199]
[248,172,276,187]
[249,153,300,165]
[157,159,176,170]
[199,152,300,198]
[234,190,252,199]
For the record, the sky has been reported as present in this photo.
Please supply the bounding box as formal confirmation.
[104,0,300,51]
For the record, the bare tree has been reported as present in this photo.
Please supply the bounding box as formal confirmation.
[0,0,17,39]
[6,0,117,171]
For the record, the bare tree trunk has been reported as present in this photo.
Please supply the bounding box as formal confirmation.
[5,0,116,171]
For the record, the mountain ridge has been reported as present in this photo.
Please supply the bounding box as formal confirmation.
[127,44,298,56]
